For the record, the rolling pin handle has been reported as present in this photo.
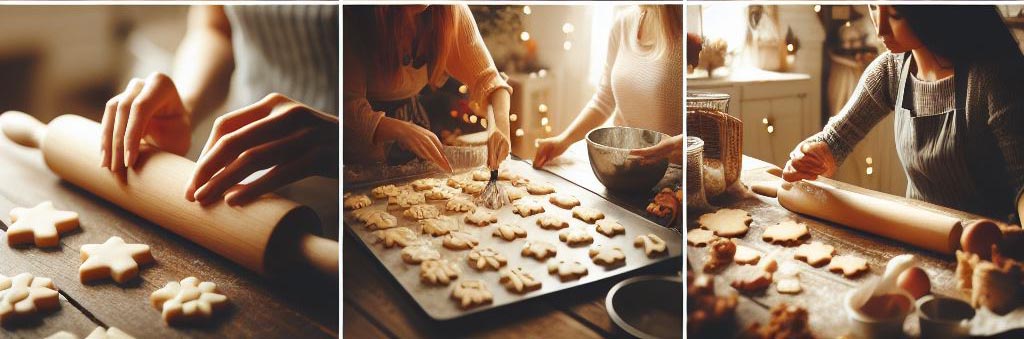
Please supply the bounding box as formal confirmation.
[0,111,47,149]
[296,233,339,278]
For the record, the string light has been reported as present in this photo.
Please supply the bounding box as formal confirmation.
[450,110,458,118]
[538,104,548,113]
[458,85,468,94]
[865,157,873,165]
[529,72,537,78]
[540,117,549,126]
[544,125,552,133]
[538,69,547,78]
[866,167,874,175]
[844,21,851,27]
[510,114,518,122]
[462,114,470,123]
[523,5,531,15]
[563,41,572,51]
[562,23,574,34]
[469,115,478,124]
[515,128,525,137]
[787,44,794,52]
[520,31,530,42]
[813,5,821,13]
[481,118,487,129]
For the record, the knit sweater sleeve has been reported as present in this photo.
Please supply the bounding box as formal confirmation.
[445,4,513,114]
[810,52,900,164]
[980,61,1024,203]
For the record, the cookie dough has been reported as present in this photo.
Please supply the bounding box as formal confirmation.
[467,247,508,271]
[371,184,401,199]
[547,259,589,281]
[464,210,497,226]
[734,245,761,265]
[419,217,459,237]
[697,208,751,238]
[389,192,426,207]
[8,201,80,248]
[442,231,479,250]
[445,197,477,213]
[401,244,441,264]
[492,224,527,241]
[79,236,155,284]
[0,273,60,326]
[343,195,372,210]
[403,204,441,220]
[548,193,580,209]
[730,266,773,293]
[420,259,460,285]
[506,186,527,202]
[499,267,542,294]
[424,188,455,201]
[411,178,440,191]
[471,169,491,181]
[704,238,736,273]
[46,327,135,339]
[776,263,802,294]
[687,229,718,247]
[634,234,668,257]
[762,220,809,246]
[794,242,836,267]
[828,255,869,277]
[373,227,418,248]
[558,226,594,246]
[461,182,486,195]
[521,241,558,260]
[595,219,625,237]
[536,215,569,230]
[360,211,398,230]
[451,280,493,309]
[447,178,467,189]
[589,244,626,266]
[512,199,545,217]
[150,277,229,325]
[571,206,605,224]
[526,182,556,195]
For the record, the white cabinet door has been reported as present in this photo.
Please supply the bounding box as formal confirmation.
[741,96,805,167]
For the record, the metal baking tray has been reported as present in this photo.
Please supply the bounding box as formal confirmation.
[343,160,682,321]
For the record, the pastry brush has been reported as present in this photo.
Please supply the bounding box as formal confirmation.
[476,105,509,210]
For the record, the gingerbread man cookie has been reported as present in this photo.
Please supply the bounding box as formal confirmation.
[697,208,751,238]
[343,195,372,210]
[595,219,625,237]
[419,217,459,237]
[526,182,556,195]
[634,234,668,257]
[401,244,441,265]
[762,220,809,246]
[445,197,476,213]
[828,255,869,277]
[558,226,594,246]
[464,210,497,226]
[373,227,418,248]
[547,259,588,281]
[794,242,836,267]
[150,277,229,325]
[499,267,542,294]
[512,199,545,217]
[79,236,155,284]
[536,215,569,230]
[8,201,79,248]
[686,229,718,247]
[521,241,558,260]
[0,273,60,326]
[572,206,605,224]
[451,280,492,309]
[420,259,460,285]
[404,204,441,220]
[548,193,580,209]
[589,244,626,266]
[467,247,507,271]
[442,231,479,250]
[492,224,527,241]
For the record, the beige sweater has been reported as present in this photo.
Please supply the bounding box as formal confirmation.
[343,5,511,163]
[586,7,683,137]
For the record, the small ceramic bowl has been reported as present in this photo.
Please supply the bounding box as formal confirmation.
[606,275,683,339]
[916,295,974,339]
[844,289,917,339]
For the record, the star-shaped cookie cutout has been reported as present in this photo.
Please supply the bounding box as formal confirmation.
[697,208,750,238]
[79,236,155,284]
[8,201,79,248]
[762,220,809,246]
[0,273,60,326]
[150,277,229,325]
[794,242,836,267]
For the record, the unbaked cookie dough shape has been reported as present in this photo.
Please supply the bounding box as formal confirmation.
[492,224,528,241]
[79,236,155,284]
[558,226,594,246]
[697,208,751,238]
[734,245,762,265]
[420,259,461,286]
[442,231,479,250]
[400,244,441,264]
[373,227,418,248]
[686,229,718,247]
[571,206,605,224]
[548,193,580,209]
[464,210,498,226]
[794,242,836,267]
[343,195,372,210]
[521,241,558,260]
[150,277,229,325]
[595,219,625,237]
[828,255,869,278]
[536,215,569,230]
[499,267,542,294]
[512,199,545,217]
[451,280,493,309]
[46,327,135,339]
[0,273,60,326]
[589,244,626,266]
[547,259,589,281]
[762,220,810,246]
[467,247,508,271]
[634,234,668,257]
[8,201,80,248]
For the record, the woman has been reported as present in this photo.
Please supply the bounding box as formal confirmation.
[343,5,512,174]
[99,5,339,207]
[784,5,1024,220]
[533,5,683,169]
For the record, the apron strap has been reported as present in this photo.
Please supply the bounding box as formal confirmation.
[896,53,914,111]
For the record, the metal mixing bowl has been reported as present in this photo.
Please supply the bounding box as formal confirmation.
[586,126,670,192]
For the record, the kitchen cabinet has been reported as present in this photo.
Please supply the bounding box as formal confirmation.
[830,113,908,196]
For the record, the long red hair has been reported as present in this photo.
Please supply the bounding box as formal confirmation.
[345,5,457,89]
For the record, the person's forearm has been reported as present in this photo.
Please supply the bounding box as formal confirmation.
[174,5,235,124]
[558,106,612,144]
[488,88,512,140]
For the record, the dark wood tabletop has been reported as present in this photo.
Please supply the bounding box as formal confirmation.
[0,134,339,338]
[342,141,683,339]
[688,155,991,338]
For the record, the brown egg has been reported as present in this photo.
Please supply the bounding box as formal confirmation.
[898,267,931,300]
[960,219,1004,260]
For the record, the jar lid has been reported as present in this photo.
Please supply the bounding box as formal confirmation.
[686,91,730,102]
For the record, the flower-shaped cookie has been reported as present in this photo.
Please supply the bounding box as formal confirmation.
[521,241,558,260]
[8,201,79,248]
[467,247,507,271]
[571,206,605,224]
[389,192,425,208]
[372,227,418,248]
[547,259,588,281]
[150,277,229,325]
[419,217,459,237]
[424,188,455,201]
[589,244,626,266]
[420,259,460,285]
[464,210,497,227]
[358,211,398,230]
[79,236,155,284]
[401,244,441,265]
[512,199,545,217]
[558,226,594,246]
[371,184,400,199]
[526,182,556,195]
[442,231,479,250]
[451,280,492,309]
[445,197,476,213]
[404,204,441,220]
[548,193,580,209]
[499,267,542,294]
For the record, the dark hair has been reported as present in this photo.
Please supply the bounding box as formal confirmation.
[893,5,1024,68]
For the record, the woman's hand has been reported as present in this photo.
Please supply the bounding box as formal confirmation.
[533,135,570,169]
[101,72,191,172]
[630,135,683,165]
[373,116,453,173]
[487,128,510,170]
[185,93,339,206]
[782,141,837,182]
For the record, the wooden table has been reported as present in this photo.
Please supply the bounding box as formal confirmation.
[0,134,339,338]
[343,141,682,339]
[688,155,986,338]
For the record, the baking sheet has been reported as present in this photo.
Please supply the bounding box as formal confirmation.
[343,160,682,321]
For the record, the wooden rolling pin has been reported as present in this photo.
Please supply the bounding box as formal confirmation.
[776,179,963,254]
[0,111,338,277]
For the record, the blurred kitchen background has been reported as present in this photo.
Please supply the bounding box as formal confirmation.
[686,4,1024,195]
